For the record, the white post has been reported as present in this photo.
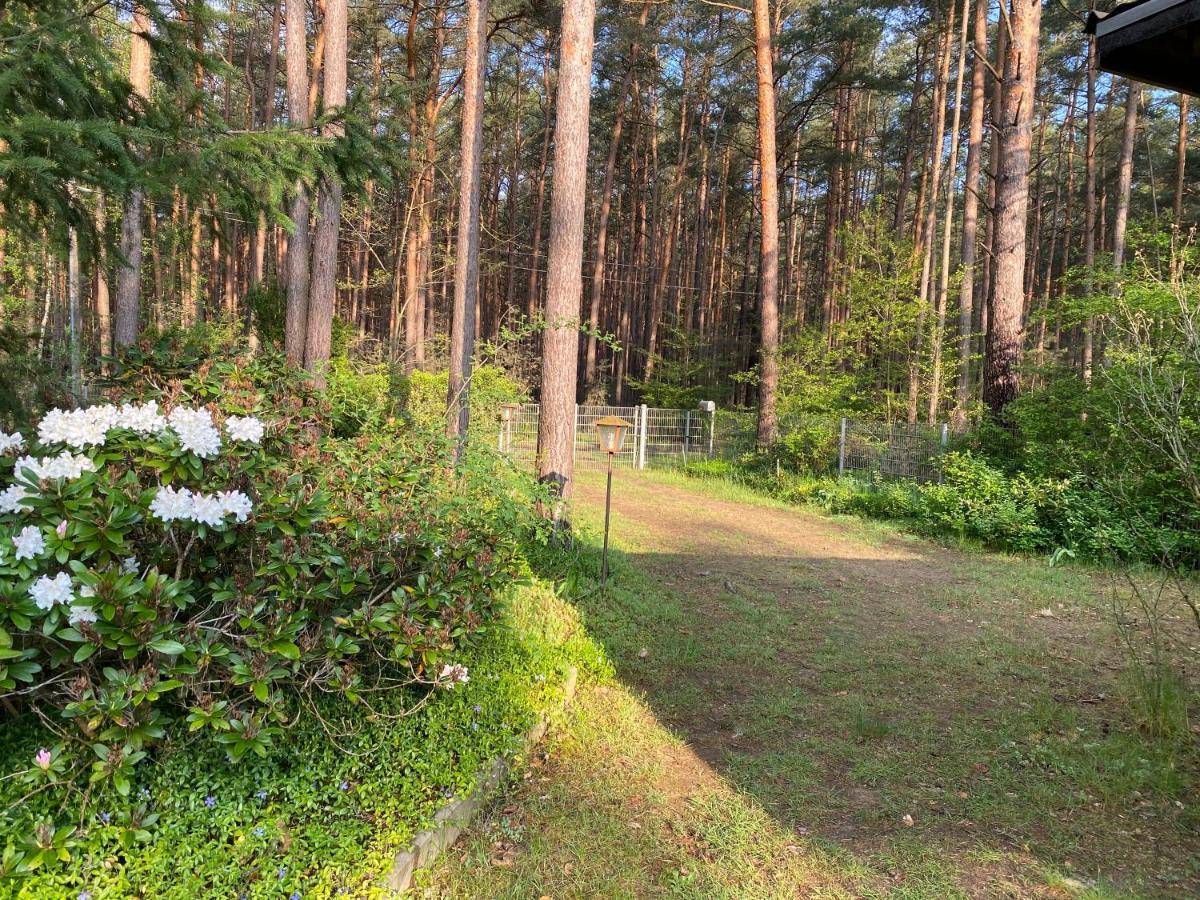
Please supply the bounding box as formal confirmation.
[940,423,949,447]
[638,404,648,470]
[683,411,691,464]
[838,416,848,475]
[708,407,716,458]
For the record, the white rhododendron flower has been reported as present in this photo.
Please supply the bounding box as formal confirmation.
[30,572,74,611]
[14,452,96,482]
[150,485,195,522]
[121,557,140,575]
[0,431,24,454]
[0,484,32,514]
[217,490,253,522]
[188,492,227,528]
[37,405,116,449]
[150,486,252,527]
[224,416,266,444]
[116,401,169,436]
[12,525,45,561]
[68,604,98,626]
[167,407,221,458]
[79,584,96,598]
[437,663,470,688]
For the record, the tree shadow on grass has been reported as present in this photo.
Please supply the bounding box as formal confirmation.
[547,531,1199,897]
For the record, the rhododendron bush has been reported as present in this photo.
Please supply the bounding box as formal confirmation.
[0,353,544,814]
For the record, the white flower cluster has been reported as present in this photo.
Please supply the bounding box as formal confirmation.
[13,525,45,561]
[29,572,73,611]
[166,407,221,459]
[437,663,470,689]
[0,431,24,454]
[225,415,266,444]
[33,401,264,460]
[68,604,98,626]
[0,485,32,515]
[37,401,169,449]
[150,485,253,527]
[15,452,97,483]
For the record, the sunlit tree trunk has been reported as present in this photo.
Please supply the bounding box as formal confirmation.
[303,0,348,385]
[447,0,489,450]
[283,0,311,364]
[983,0,1040,416]
[536,0,595,512]
[753,0,779,446]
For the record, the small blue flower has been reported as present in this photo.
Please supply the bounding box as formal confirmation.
[472,704,482,713]
[339,781,350,791]
[253,826,265,837]
[290,893,302,900]
[138,786,151,799]
[277,866,287,879]
[204,794,216,808]
[471,722,479,731]
[255,789,268,800]
[98,811,111,825]
[77,892,92,900]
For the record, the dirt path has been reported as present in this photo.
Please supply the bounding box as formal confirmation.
[431,472,1196,899]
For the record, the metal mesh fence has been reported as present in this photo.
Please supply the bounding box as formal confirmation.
[839,419,948,482]
[498,404,946,481]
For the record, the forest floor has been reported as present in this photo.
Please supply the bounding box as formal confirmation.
[425,471,1198,899]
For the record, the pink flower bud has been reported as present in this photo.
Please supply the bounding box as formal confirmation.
[34,749,52,770]
[56,521,68,539]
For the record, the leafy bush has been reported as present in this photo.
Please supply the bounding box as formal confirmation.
[0,344,549,868]
[401,366,524,433]
[0,577,604,897]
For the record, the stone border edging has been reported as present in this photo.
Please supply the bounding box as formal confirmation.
[384,664,579,894]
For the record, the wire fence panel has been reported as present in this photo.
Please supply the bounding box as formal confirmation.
[840,419,948,482]
[497,405,946,482]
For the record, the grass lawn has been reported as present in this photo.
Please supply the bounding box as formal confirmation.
[426,470,1198,899]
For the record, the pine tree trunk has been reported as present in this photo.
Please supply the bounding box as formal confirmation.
[983,0,1040,416]
[1111,81,1139,272]
[1175,94,1189,228]
[1082,23,1097,381]
[753,0,779,446]
[113,4,152,349]
[952,0,987,429]
[447,0,489,449]
[283,0,311,363]
[536,0,595,511]
[303,0,348,385]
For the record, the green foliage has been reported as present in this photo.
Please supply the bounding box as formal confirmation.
[0,338,555,874]
[0,578,601,897]
[401,366,524,434]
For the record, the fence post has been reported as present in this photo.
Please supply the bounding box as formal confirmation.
[708,407,716,458]
[838,416,848,475]
[683,411,691,464]
[573,403,579,464]
[940,423,949,447]
[637,404,648,470]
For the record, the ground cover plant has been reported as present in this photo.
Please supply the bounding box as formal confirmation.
[0,334,579,896]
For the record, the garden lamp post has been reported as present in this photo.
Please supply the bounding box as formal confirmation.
[595,415,631,587]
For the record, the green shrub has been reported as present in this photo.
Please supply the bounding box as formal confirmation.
[401,366,524,433]
[0,577,603,898]
[0,344,550,868]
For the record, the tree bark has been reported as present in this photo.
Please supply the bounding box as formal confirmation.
[283,0,311,363]
[113,3,152,349]
[1111,81,1139,272]
[303,0,348,385]
[753,0,780,446]
[1175,94,1189,228]
[951,0,988,429]
[536,0,595,511]
[447,0,489,450]
[983,0,1040,416]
